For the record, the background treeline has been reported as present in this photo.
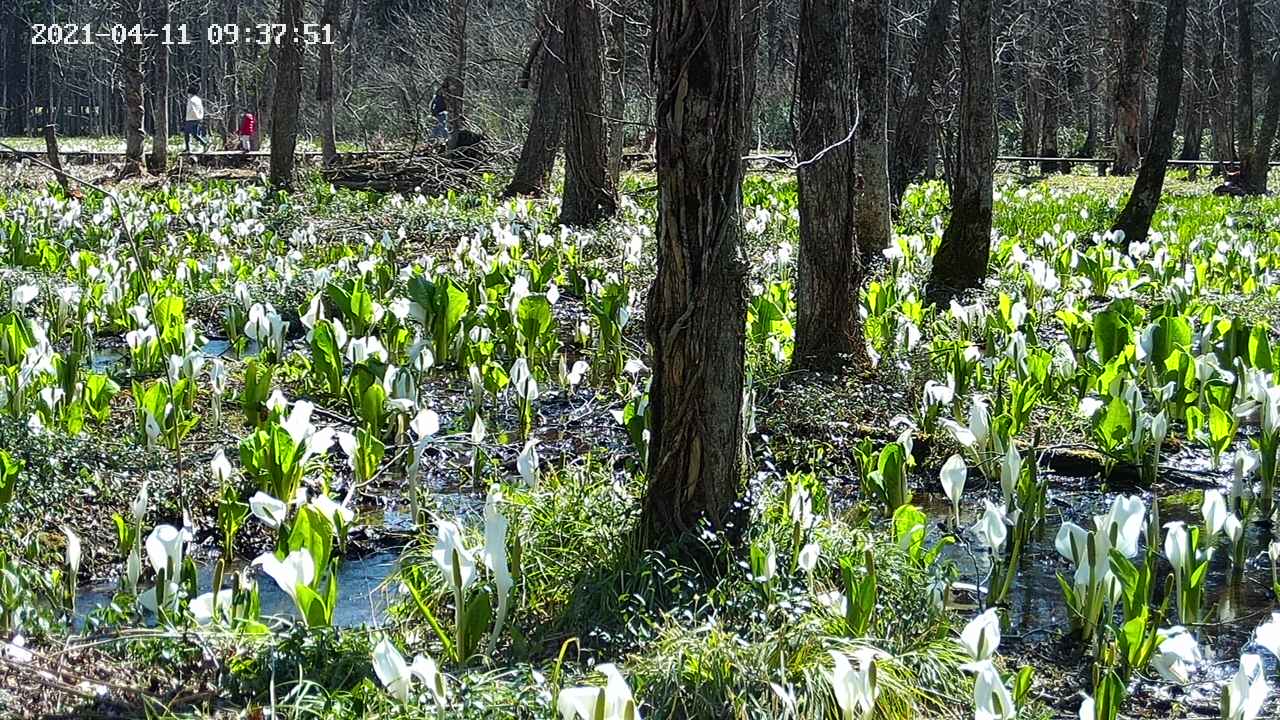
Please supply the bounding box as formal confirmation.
[0,0,1277,168]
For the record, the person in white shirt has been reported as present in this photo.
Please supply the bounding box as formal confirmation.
[183,85,210,154]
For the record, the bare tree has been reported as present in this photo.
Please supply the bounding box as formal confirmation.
[852,0,891,261]
[503,0,566,197]
[793,0,863,369]
[1112,0,1189,244]
[926,0,994,301]
[604,3,626,185]
[1179,0,1207,162]
[224,0,240,137]
[558,0,616,225]
[148,0,169,172]
[445,0,471,128]
[1209,0,1236,162]
[1235,0,1254,157]
[318,0,341,165]
[889,0,952,209]
[268,0,304,188]
[1039,80,1061,172]
[643,0,760,542]
[1111,0,1153,174]
[119,0,146,177]
[1241,50,1280,193]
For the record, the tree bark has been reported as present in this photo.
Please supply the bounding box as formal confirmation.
[1019,72,1042,172]
[558,0,616,226]
[1241,51,1280,193]
[445,0,470,128]
[318,0,341,165]
[44,124,69,193]
[1235,0,1254,158]
[1179,9,1206,162]
[793,0,863,370]
[258,42,277,148]
[1039,68,1061,173]
[119,0,146,178]
[1112,0,1153,174]
[1210,2,1236,163]
[3,4,30,136]
[1111,0,1188,245]
[223,0,240,136]
[643,0,760,543]
[1082,74,1099,157]
[605,5,626,186]
[149,0,170,172]
[926,0,994,302]
[268,0,304,189]
[503,0,566,198]
[889,0,952,209]
[851,0,890,263]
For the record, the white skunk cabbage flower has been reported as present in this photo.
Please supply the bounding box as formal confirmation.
[557,664,640,720]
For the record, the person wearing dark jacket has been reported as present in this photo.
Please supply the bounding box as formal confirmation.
[431,86,449,140]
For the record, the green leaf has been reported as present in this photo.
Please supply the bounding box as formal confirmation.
[460,588,493,661]
[1149,315,1191,368]
[310,320,344,396]
[1092,309,1128,363]
[1096,396,1133,454]
[0,450,21,506]
[1012,667,1035,706]
[288,506,335,573]
[294,584,330,627]
[402,567,456,660]
[1249,325,1274,370]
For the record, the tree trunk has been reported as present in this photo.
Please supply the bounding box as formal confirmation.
[149,0,170,172]
[558,0,616,226]
[793,0,863,370]
[1111,0,1188,245]
[44,124,69,193]
[605,5,626,186]
[1241,52,1280,193]
[1112,0,1153,174]
[1179,10,1206,162]
[1040,70,1061,173]
[925,0,994,302]
[445,0,470,128]
[1210,3,1236,163]
[318,0,340,166]
[1235,0,1253,158]
[643,0,760,543]
[851,0,890,263]
[268,0,304,189]
[223,0,239,135]
[889,0,951,209]
[258,42,276,149]
[765,0,781,71]
[3,4,30,136]
[503,0,566,198]
[119,0,146,178]
[1082,78,1099,157]
[1019,73,1042,172]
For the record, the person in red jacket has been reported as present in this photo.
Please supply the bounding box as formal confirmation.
[237,111,257,152]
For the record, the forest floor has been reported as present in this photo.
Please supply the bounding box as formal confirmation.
[0,158,1277,718]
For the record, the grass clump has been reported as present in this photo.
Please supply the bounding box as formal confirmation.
[381,463,970,719]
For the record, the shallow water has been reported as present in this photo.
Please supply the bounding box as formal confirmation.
[75,549,402,629]
[89,338,236,373]
[72,488,491,630]
[920,450,1280,709]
